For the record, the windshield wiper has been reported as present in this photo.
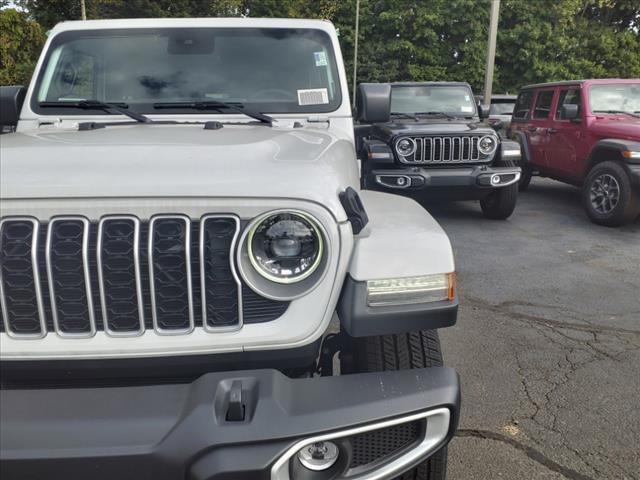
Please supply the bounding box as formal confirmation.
[390,112,419,121]
[415,111,457,120]
[593,110,640,118]
[153,101,274,125]
[39,100,151,123]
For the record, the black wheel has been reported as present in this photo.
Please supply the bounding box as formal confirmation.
[341,330,448,480]
[518,165,532,191]
[480,183,518,219]
[583,161,639,227]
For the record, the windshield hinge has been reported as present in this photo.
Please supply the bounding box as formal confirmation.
[306,116,330,124]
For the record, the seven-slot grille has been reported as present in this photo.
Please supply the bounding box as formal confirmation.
[398,136,485,164]
[0,215,288,338]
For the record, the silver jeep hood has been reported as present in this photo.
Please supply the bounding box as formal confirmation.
[0,124,359,221]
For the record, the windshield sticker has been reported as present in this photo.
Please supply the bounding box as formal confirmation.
[464,95,471,101]
[298,88,329,105]
[314,51,328,67]
[461,106,474,112]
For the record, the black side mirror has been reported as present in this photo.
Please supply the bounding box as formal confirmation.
[356,83,391,124]
[0,85,27,129]
[561,104,579,120]
[478,104,490,119]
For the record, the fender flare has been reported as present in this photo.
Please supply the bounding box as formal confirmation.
[586,139,640,172]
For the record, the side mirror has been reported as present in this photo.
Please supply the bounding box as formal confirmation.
[356,83,391,124]
[0,85,27,129]
[479,104,490,119]
[561,104,579,120]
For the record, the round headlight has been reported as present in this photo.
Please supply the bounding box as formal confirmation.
[396,138,416,157]
[248,212,323,284]
[478,135,498,155]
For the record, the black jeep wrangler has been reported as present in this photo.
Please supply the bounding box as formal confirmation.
[356,82,522,219]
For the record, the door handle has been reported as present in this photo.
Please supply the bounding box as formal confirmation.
[547,128,558,134]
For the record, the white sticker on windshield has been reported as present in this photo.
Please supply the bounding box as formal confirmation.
[298,88,329,105]
[464,95,471,101]
[461,106,474,112]
[314,51,328,66]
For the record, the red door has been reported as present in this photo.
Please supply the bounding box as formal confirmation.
[527,90,556,168]
[545,87,587,182]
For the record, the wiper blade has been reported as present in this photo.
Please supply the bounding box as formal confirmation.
[593,110,640,118]
[153,101,274,125]
[415,111,457,120]
[390,112,418,121]
[39,100,151,123]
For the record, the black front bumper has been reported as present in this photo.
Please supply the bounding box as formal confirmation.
[370,165,521,200]
[1,367,460,480]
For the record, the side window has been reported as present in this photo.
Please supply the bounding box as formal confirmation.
[555,89,581,120]
[533,91,554,119]
[512,91,534,120]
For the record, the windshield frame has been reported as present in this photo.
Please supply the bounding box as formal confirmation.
[30,27,343,117]
[587,82,640,116]
[390,84,479,119]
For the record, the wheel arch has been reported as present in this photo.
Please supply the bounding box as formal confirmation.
[584,139,637,177]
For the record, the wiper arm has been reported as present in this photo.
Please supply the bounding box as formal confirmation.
[39,100,151,123]
[153,101,274,125]
[390,112,418,121]
[415,111,457,120]
[593,110,640,118]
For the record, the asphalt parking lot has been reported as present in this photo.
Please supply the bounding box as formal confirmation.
[429,178,640,480]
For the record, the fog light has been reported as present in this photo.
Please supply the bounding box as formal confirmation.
[491,174,502,185]
[366,273,455,307]
[297,441,339,471]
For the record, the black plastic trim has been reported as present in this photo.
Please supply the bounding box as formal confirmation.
[338,275,458,337]
[339,187,369,235]
[1,367,460,480]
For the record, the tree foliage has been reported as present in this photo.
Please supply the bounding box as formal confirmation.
[2,0,639,94]
[0,8,46,85]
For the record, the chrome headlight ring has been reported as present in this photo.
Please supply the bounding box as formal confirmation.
[478,135,499,156]
[395,137,417,157]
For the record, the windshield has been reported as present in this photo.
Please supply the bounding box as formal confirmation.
[33,28,341,115]
[490,102,515,115]
[390,85,477,117]
[589,83,640,114]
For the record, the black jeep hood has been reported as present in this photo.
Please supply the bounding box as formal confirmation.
[372,120,495,142]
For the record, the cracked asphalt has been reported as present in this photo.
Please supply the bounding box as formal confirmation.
[428,178,640,480]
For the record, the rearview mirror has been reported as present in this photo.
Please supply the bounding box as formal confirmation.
[479,104,490,119]
[561,104,579,120]
[356,83,391,124]
[0,85,27,130]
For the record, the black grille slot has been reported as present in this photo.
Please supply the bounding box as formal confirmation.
[0,218,45,336]
[348,420,422,469]
[200,216,240,329]
[149,216,193,333]
[47,218,94,336]
[98,217,143,334]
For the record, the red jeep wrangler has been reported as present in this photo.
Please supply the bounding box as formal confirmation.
[510,79,640,226]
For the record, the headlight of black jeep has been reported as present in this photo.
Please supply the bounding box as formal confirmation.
[478,135,498,156]
[395,137,416,157]
[248,212,323,284]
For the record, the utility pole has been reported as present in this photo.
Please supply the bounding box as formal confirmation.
[482,0,500,105]
[80,0,87,20]
[352,0,360,108]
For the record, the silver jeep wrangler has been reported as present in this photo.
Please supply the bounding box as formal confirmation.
[0,18,459,480]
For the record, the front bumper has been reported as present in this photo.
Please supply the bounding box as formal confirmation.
[1,367,460,480]
[371,165,521,199]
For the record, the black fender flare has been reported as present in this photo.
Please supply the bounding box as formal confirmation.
[585,138,640,174]
[509,130,531,166]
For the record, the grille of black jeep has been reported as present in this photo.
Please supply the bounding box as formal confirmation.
[397,135,488,164]
[348,420,423,470]
[0,215,288,338]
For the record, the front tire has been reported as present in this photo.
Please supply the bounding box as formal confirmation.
[480,183,518,219]
[342,330,448,480]
[583,161,639,227]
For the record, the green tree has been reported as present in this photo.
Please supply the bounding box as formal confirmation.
[0,8,46,86]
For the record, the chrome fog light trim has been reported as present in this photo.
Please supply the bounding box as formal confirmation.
[271,407,450,480]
